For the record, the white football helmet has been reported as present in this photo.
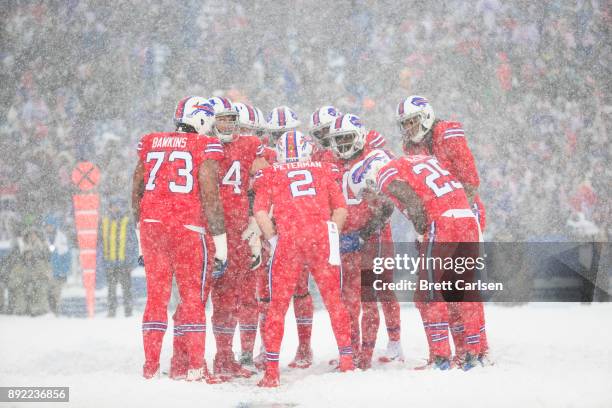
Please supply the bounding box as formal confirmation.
[396,95,435,143]
[173,96,215,135]
[308,105,342,149]
[276,130,314,164]
[266,106,301,146]
[234,102,259,135]
[347,149,394,198]
[208,96,238,142]
[328,113,366,160]
[253,106,266,138]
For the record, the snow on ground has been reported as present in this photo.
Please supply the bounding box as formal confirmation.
[1,303,611,408]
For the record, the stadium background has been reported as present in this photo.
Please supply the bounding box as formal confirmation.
[0,1,609,314]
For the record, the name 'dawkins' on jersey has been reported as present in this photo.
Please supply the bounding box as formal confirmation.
[152,136,188,149]
[373,279,504,292]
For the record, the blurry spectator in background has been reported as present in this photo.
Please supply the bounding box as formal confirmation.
[8,225,51,316]
[44,214,71,315]
[97,197,137,317]
[0,252,8,313]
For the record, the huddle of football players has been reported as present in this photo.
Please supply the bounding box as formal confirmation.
[131,93,489,387]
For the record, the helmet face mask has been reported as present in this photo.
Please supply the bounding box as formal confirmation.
[269,130,285,146]
[399,113,424,143]
[208,96,239,142]
[332,132,356,154]
[308,106,342,150]
[310,125,331,148]
[214,113,238,141]
[328,113,366,160]
[397,95,435,144]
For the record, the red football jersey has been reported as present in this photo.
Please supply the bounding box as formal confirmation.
[336,131,388,232]
[404,121,479,187]
[137,131,224,226]
[218,135,264,228]
[376,155,471,224]
[262,145,277,164]
[405,120,485,228]
[253,161,346,236]
[311,147,336,163]
[366,130,386,151]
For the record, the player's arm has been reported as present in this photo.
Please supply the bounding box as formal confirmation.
[198,158,228,264]
[130,158,146,265]
[199,159,226,235]
[131,158,145,223]
[255,210,276,241]
[327,165,349,231]
[463,183,477,204]
[441,134,480,203]
[252,170,279,253]
[359,192,394,241]
[247,156,269,213]
[386,179,426,235]
[250,156,269,175]
[331,207,348,231]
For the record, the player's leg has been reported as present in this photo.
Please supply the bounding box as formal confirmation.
[258,239,299,387]
[357,254,379,369]
[471,200,490,359]
[378,287,403,362]
[213,236,254,377]
[447,301,466,360]
[238,264,259,365]
[414,223,453,369]
[140,222,173,378]
[289,268,314,368]
[210,252,237,371]
[340,251,362,358]
[309,232,354,372]
[477,302,489,357]
[254,257,270,370]
[452,237,483,369]
[170,307,188,380]
[359,293,379,369]
[170,226,209,380]
[376,227,403,362]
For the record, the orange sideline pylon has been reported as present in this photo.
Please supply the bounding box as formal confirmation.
[71,162,100,318]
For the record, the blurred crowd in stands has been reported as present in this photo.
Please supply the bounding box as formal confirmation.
[0,1,610,314]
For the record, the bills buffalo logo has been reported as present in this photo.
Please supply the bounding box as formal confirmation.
[411,97,428,107]
[290,110,298,120]
[349,115,363,127]
[352,154,384,184]
[328,107,338,116]
[190,103,214,117]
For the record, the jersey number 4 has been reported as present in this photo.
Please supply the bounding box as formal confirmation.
[145,151,194,193]
[221,160,242,194]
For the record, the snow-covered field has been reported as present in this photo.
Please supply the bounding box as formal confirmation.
[1,303,611,408]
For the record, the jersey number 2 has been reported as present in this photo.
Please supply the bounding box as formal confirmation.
[288,170,316,198]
